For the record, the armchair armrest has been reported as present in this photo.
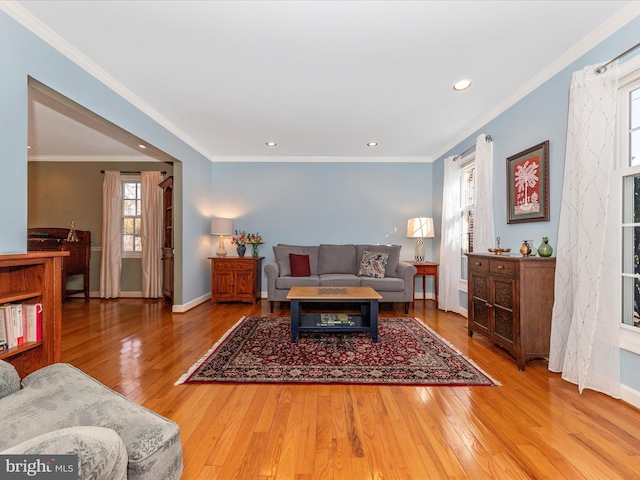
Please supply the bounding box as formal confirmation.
[1,426,127,480]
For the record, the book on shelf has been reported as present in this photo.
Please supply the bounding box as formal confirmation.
[0,308,6,349]
[25,303,43,342]
[316,313,355,327]
[0,303,42,348]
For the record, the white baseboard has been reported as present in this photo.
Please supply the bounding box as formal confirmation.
[621,384,640,410]
[172,293,210,313]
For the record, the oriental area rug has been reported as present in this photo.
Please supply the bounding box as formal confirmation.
[175,316,499,386]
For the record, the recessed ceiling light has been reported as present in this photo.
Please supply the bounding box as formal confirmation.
[453,79,472,91]
[367,142,378,147]
[138,144,147,149]
[266,142,277,147]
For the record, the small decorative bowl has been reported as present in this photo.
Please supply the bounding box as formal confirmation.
[488,248,511,255]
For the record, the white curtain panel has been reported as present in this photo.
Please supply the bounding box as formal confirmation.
[100,171,122,298]
[473,134,495,252]
[141,171,163,298]
[438,156,461,313]
[549,62,620,397]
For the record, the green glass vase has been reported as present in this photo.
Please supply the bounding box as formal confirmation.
[538,237,553,257]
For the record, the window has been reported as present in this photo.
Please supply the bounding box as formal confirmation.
[122,178,142,255]
[619,58,640,332]
[460,156,475,281]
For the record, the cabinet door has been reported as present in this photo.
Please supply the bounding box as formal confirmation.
[213,271,234,300]
[162,247,174,300]
[491,277,516,348]
[470,273,491,335]
[233,270,255,300]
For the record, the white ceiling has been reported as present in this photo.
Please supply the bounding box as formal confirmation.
[8,1,640,161]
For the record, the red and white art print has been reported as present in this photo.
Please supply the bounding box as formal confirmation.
[507,141,549,224]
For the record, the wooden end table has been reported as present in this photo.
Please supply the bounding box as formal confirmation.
[286,286,382,343]
[412,262,439,308]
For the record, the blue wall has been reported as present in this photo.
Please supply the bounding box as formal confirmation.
[432,16,640,392]
[0,11,213,305]
[211,161,438,293]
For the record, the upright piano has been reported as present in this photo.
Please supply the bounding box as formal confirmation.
[27,227,91,302]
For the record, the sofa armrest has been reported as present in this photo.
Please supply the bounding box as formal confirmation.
[1,426,127,480]
[0,359,20,399]
[397,261,418,302]
[264,261,280,298]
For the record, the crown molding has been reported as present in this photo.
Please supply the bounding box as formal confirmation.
[0,1,215,161]
[433,1,640,161]
[28,155,162,163]
[210,156,432,163]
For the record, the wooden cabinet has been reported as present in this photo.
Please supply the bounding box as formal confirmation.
[159,176,174,303]
[209,257,263,304]
[0,251,66,377]
[467,253,556,370]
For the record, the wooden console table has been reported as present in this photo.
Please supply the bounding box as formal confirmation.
[411,262,438,307]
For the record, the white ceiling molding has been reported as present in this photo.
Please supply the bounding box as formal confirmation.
[433,1,640,160]
[28,155,165,163]
[0,0,214,161]
[211,156,432,163]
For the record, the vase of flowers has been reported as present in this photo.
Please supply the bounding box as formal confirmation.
[231,230,248,257]
[248,233,264,257]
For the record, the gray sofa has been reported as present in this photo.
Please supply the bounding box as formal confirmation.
[265,244,417,314]
[0,360,182,480]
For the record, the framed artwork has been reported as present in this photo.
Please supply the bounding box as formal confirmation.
[506,140,549,224]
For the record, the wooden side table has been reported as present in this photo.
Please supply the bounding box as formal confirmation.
[411,262,439,308]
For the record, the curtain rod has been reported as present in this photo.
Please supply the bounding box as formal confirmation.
[101,170,167,175]
[454,135,492,160]
[595,40,640,74]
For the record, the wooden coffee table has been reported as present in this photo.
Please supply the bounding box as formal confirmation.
[287,286,382,343]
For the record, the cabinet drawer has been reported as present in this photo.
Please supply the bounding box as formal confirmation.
[213,260,253,271]
[490,259,517,277]
[469,257,489,274]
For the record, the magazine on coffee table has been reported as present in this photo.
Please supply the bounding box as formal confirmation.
[317,313,354,326]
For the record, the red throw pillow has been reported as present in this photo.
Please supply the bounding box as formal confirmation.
[289,253,311,277]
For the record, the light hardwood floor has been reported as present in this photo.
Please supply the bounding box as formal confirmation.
[60,298,640,480]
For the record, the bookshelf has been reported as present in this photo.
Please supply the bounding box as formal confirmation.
[0,251,67,377]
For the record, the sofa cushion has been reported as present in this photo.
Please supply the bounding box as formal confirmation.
[0,360,20,399]
[358,251,389,278]
[319,274,362,286]
[290,254,311,277]
[273,245,303,277]
[359,276,406,292]
[356,244,401,277]
[275,245,320,275]
[318,244,357,275]
[0,363,182,480]
[276,275,320,289]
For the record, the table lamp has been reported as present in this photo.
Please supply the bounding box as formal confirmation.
[407,217,434,263]
[210,218,233,257]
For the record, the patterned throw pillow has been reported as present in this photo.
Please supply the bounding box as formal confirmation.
[358,251,389,278]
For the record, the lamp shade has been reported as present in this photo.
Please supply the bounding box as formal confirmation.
[210,218,233,235]
[407,217,435,238]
